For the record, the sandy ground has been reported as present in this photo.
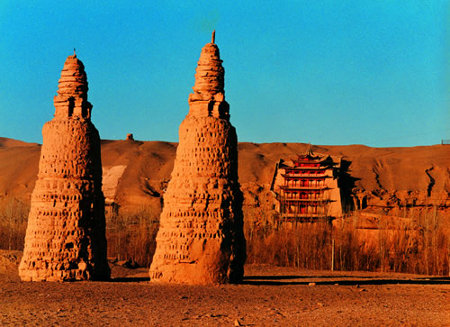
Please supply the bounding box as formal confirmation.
[1,253,449,327]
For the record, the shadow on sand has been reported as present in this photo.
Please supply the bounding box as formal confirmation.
[110,276,450,285]
[111,277,150,283]
[242,275,450,286]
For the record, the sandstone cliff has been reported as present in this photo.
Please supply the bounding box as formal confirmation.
[1,140,448,219]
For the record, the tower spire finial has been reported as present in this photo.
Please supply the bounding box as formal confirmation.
[73,48,76,56]
[211,30,215,44]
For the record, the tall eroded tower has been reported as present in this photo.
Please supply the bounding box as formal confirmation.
[149,32,246,284]
[19,53,110,281]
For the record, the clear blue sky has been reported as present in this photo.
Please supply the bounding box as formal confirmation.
[0,1,448,147]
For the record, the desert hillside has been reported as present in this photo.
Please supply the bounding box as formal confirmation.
[0,137,448,216]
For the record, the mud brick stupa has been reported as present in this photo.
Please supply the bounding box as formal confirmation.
[149,32,246,284]
[19,52,110,281]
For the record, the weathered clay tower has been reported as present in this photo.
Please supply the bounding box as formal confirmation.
[19,52,110,281]
[149,32,246,284]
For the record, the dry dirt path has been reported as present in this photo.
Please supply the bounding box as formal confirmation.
[1,263,449,326]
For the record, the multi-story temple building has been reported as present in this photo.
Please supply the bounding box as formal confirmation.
[271,146,343,222]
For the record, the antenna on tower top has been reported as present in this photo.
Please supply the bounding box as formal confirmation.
[211,30,215,44]
[73,48,76,56]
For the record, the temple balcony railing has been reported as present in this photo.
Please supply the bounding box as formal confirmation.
[281,213,331,219]
[279,185,328,190]
[281,173,328,178]
[283,166,327,170]
[281,198,331,203]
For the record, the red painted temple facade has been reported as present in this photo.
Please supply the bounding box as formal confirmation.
[271,147,343,221]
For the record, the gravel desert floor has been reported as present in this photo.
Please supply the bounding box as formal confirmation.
[1,253,449,327]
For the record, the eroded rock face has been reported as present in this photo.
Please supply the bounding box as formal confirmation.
[18,53,110,281]
[149,33,246,284]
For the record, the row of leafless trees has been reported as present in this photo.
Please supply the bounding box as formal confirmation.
[0,199,28,251]
[105,206,159,267]
[1,198,448,275]
[0,199,160,267]
[244,207,449,276]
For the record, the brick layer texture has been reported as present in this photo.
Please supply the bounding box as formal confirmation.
[18,55,110,281]
[149,39,246,284]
